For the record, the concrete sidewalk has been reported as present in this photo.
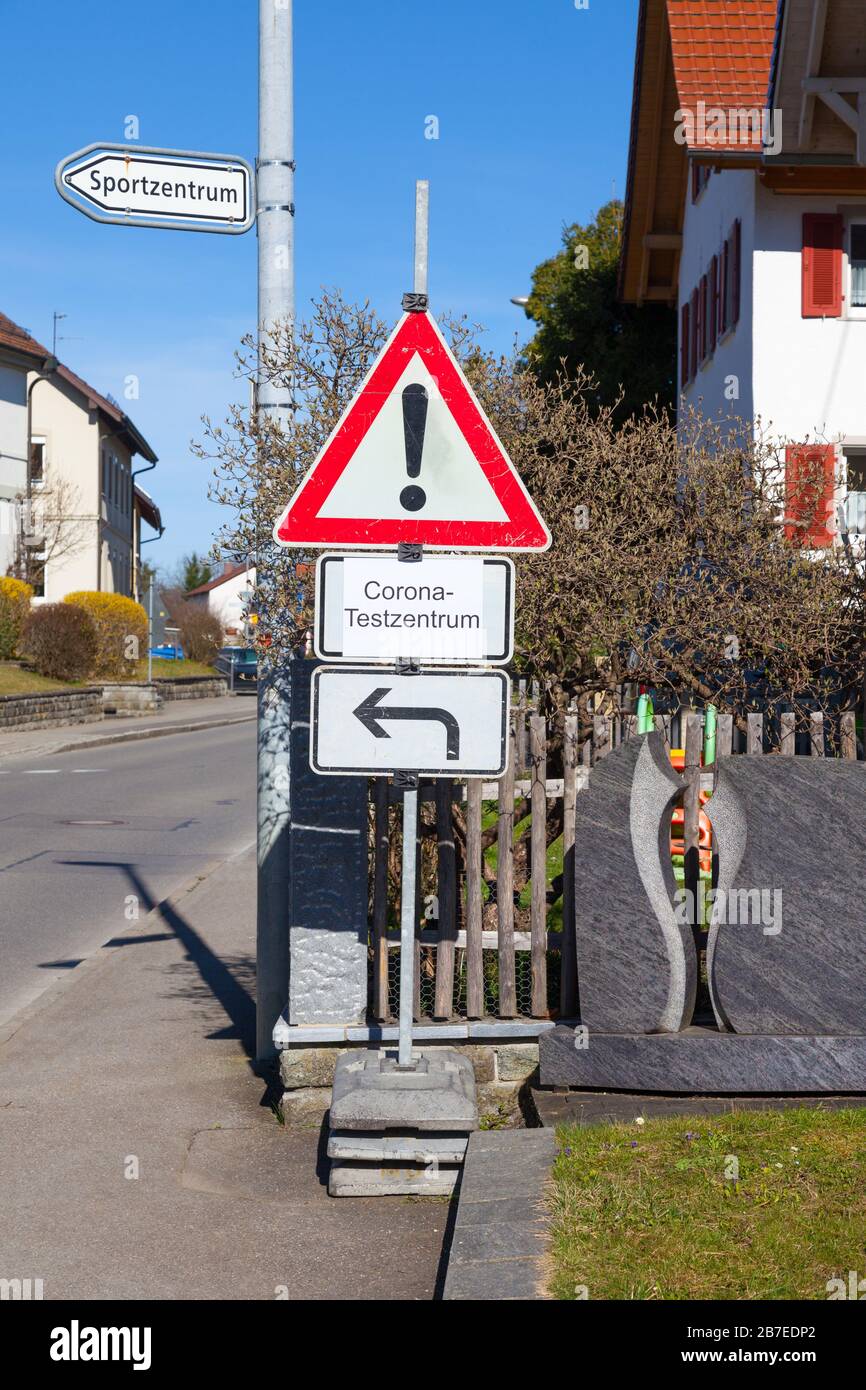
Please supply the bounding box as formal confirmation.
[0,847,448,1300]
[0,694,255,761]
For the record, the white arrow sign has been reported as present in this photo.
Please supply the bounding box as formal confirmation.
[315,553,514,664]
[311,667,509,777]
[55,143,255,234]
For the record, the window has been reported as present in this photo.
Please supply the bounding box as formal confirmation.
[699,275,709,363]
[802,213,843,317]
[720,239,730,335]
[30,552,46,599]
[690,287,699,379]
[709,254,719,353]
[29,437,45,486]
[691,163,710,203]
[843,447,866,534]
[102,449,109,499]
[680,301,691,387]
[730,219,741,326]
[849,225,866,310]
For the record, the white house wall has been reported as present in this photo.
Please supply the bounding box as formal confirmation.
[679,168,756,426]
[190,567,255,637]
[752,182,866,447]
[0,361,28,577]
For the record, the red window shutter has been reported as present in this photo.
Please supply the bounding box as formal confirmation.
[709,254,719,350]
[720,240,730,333]
[699,275,709,360]
[680,302,691,386]
[731,220,742,325]
[802,213,843,317]
[690,288,699,378]
[784,444,836,547]
[691,163,700,204]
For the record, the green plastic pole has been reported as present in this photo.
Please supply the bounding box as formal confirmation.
[704,704,717,766]
[637,694,654,735]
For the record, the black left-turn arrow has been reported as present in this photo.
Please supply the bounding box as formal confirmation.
[352,687,461,761]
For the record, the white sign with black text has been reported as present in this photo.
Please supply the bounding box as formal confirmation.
[310,666,509,776]
[55,143,255,234]
[314,553,514,664]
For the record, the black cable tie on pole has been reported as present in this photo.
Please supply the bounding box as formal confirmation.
[397,541,423,563]
[394,770,419,789]
[402,292,428,313]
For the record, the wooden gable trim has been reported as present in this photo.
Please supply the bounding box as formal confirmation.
[620,0,687,306]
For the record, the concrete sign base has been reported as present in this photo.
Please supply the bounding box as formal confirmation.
[327,1047,478,1198]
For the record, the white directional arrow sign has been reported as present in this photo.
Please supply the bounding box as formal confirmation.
[311,667,509,776]
[55,143,255,234]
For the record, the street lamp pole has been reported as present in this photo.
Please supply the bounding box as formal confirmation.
[255,0,295,1062]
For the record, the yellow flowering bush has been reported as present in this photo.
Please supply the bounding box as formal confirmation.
[63,591,148,678]
[0,577,34,659]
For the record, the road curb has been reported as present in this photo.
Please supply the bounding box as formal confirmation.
[0,841,256,1052]
[0,711,256,761]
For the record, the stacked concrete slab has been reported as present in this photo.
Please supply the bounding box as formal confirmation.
[328,1048,478,1196]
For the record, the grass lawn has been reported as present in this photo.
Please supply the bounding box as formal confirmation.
[140,658,216,680]
[0,658,216,696]
[547,1107,866,1300]
[0,663,78,695]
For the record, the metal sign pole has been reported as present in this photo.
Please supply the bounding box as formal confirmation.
[396,779,418,1068]
[396,181,430,1071]
[147,577,154,685]
[255,0,295,1062]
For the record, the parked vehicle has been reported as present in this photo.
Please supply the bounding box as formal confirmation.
[215,646,258,691]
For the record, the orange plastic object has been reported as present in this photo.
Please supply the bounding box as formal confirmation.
[669,746,713,872]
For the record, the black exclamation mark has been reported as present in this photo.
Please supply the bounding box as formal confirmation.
[400,382,428,512]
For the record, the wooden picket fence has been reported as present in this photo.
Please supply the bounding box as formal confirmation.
[367,693,863,1024]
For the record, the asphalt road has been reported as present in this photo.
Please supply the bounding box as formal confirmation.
[0,720,256,1029]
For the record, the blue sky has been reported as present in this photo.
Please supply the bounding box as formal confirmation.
[0,0,638,573]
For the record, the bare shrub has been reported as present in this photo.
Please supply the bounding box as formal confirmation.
[162,593,224,664]
[21,602,98,682]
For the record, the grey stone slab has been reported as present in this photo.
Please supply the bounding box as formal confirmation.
[450,1220,548,1264]
[572,733,696,1033]
[443,1256,546,1301]
[540,1024,866,1093]
[531,1088,866,1129]
[328,1161,459,1198]
[329,1048,479,1132]
[443,1130,554,1301]
[327,1132,469,1163]
[287,660,369,1027]
[289,927,367,1027]
[456,1193,549,1226]
[708,756,866,1035]
[450,1132,555,1215]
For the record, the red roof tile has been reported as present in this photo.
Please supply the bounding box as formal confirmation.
[666,1,779,151]
[0,310,52,364]
[185,562,251,598]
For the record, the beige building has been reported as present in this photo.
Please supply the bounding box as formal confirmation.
[0,312,161,602]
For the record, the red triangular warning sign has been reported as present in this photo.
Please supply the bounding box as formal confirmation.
[272,311,550,551]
